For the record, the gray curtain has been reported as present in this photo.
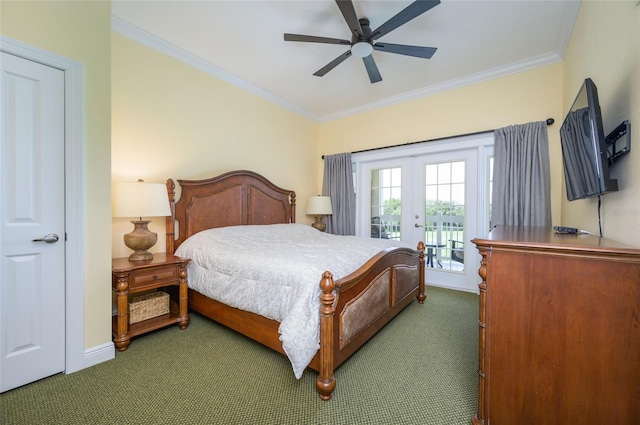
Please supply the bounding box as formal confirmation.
[322,153,356,235]
[492,121,552,227]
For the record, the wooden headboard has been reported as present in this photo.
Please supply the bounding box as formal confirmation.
[166,170,296,254]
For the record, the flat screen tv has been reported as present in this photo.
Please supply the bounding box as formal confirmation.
[560,78,618,201]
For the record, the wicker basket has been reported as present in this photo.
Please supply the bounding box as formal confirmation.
[129,291,170,324]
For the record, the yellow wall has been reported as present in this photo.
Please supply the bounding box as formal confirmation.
[561,0,640,245]
[1,1,112,349]
[111,33,320,258]
[319,63,565,225]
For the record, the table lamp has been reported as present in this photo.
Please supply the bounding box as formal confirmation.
[307,196,332,232]
[112,180,171,261]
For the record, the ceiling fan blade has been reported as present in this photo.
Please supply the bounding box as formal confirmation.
[313,51,353,77]
[362,55,382,83]
[284,34,351,45]
[335,0,363,38]
[373,42,437,59]
[371,0,440,41]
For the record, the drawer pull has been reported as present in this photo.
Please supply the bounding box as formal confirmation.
[153,275,159,280]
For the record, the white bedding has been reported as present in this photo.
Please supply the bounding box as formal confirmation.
[175,223,406,378]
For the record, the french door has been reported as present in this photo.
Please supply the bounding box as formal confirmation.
[355,134,493,292]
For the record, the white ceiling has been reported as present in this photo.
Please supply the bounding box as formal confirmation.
[112,0,581,122]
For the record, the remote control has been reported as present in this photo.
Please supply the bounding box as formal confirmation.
[553,226,578,234]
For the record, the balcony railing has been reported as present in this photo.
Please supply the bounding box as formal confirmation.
[372,212,464,270]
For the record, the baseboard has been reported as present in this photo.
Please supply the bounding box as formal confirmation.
[80,342,115,371]
[426,282,479,294]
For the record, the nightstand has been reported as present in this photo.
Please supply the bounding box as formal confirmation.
[112,253,190,351]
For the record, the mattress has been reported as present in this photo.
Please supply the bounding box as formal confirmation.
[175,223,406,378]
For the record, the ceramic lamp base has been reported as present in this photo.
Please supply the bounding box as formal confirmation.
[311,216,326,232]
[124,220,157,261]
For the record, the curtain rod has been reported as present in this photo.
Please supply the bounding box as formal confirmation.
[321,117,555,159]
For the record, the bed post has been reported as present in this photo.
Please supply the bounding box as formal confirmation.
[290,192,296,223]
[417,241,426,304]
[316,271,336,400]
[166,179,176,255]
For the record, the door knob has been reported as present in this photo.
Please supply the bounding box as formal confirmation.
[32,233,59,243]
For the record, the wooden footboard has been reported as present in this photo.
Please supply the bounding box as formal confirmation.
[312,243,426,400]
[187,243,425,401]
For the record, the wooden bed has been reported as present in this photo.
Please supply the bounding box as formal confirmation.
[165,170,426,400]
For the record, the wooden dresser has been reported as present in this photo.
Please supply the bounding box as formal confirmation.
[471,226,640,425]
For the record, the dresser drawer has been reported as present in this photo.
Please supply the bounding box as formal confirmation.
[129,265,178,290]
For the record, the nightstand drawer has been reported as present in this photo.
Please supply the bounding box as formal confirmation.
[129,265,178,289]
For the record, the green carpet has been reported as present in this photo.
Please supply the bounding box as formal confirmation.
[0,286,478,424]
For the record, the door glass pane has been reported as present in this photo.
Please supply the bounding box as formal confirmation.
[370,167,401,240]
[424,161,465,272]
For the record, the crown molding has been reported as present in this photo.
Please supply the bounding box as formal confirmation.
[113,7,576,123]
[321,1,579,122]
[320,52,562,122]
[111,16,318,121]
[554,1,581,58]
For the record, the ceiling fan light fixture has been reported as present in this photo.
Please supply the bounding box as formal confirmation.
[351,41,373,58]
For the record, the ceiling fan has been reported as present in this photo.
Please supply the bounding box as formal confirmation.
[284,0,440,84]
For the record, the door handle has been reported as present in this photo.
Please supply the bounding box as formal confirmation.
[32,233,59,243]
[414,223,423,228]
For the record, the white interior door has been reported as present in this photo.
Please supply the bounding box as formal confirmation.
[1,52,66,392]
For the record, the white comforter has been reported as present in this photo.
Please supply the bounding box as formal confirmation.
[175,223,406,378]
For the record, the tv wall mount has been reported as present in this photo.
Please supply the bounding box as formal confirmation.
[605,120,631,166]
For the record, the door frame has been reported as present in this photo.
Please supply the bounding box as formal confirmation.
[1,36,85,374]
[353,132,494,292]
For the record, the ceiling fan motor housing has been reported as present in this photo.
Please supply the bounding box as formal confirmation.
[351,18,374,57]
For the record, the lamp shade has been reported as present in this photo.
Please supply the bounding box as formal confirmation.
[306,196,332,215]
[112,181,171,218]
